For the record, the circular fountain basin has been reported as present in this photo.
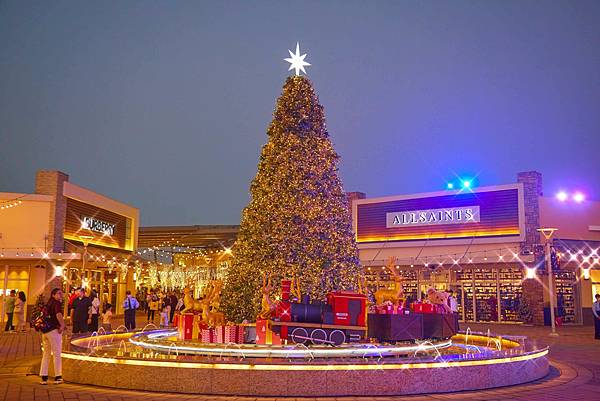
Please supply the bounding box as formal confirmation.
[62,329,549,396]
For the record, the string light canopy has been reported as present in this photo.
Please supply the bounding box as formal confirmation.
[0,196,25,210]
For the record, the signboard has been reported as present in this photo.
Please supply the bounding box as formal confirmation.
[355,187,522,243]
[386,206,480,228]
[81,216,116,236]
[64,198,129,250]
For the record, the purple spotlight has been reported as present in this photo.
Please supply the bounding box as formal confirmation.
[573,192,585,203]
[556,191,568,202]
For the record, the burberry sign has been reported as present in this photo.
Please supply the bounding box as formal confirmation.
[81,216,116,236]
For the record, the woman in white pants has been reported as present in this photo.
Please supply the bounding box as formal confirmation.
[40,288,66,385]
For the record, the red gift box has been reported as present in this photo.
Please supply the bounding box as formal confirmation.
[178,313,195,340]
[224,325,244,343]
[256,319,281,345]
[421,303,435,314]
[201,328,215,343]
[214,326,225,344]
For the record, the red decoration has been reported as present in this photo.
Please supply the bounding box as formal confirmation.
[224,325,244,343]
[178,313,196,340]
[326,291,367,326]
[201,328,215,343]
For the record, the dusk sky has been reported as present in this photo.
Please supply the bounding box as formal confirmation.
[1,1,599,226]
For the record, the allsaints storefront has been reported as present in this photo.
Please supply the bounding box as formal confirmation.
[352,172,588,325]
[0,170,139,322]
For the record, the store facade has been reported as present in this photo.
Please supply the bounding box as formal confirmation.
[352,171,600,325]
[0,170,139,322]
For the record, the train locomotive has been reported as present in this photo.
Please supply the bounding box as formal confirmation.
[266,280,367,346]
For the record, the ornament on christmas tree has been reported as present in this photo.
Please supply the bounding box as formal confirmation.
[284,42,311,76]
[221,48,363,322]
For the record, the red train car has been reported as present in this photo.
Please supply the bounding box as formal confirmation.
[271,290,367,345]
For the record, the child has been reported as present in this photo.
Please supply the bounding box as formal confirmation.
[160,302,170,328]
[101,304,113,332]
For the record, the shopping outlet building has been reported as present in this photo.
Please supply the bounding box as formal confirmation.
[0,170,139,323]
[352,171,600,325]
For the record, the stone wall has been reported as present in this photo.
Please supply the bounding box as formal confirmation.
[517,171,544,325]
[35,170,69,298]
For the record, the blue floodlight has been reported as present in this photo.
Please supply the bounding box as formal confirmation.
[461,180,472,189]
[446,182,454,190]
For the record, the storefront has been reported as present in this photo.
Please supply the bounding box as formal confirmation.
[352,171,600,325]
[0,170,139,322]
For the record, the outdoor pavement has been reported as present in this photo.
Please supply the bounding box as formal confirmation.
[1,315,600,401]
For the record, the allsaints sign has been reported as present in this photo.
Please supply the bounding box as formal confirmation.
[386,206,480,228]
[81,216,116,236]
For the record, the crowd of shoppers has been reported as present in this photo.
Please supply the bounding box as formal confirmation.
[2,285,185,385]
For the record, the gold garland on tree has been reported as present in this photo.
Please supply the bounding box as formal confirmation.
[221,75,363,323]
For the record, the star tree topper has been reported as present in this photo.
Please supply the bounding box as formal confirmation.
[284,42,311,76]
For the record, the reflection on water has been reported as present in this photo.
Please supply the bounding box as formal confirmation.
[65,327,547,367]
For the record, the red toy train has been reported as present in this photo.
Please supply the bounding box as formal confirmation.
[267,280,367,345]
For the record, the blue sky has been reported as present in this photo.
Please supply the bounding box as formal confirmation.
[1,1,598,225]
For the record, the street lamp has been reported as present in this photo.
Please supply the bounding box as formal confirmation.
[79,235,94,287]
[537,227,558,337]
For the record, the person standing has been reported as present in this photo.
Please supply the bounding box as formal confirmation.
[3,290,16,332]
[145,292,152,314]
[123,291,139,330]
[101,304,113,332]
[593,294,600,340]
[147,292,158,322]
[169,292,178,323]
[40,288,65,385]
[13,291,27,332]
[447,290,458,313]
[70,288,91,334]
[89,291,100,332]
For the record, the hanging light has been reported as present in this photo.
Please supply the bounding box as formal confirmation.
[582,267,591,280]
[525,267,536,279]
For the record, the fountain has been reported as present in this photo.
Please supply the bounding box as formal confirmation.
[62,325,549,396]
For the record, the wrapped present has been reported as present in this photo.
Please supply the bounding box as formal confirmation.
[214,325,225,344]
[192,314,201,339]
[256,319,281,345]
[178,313,196,340]
[201,328,215,343]
[224,325,244,343]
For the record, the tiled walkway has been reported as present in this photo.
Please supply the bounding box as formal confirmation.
[1,320,599,400]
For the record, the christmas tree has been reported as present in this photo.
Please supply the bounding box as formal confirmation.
[222,56,362,323]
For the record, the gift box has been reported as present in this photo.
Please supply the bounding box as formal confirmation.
[224,325,244,344]
[178,313,196,340]
[201,328,215,343]
[256,319,281,345]
[411,303,436,313]
[214,325,226,344]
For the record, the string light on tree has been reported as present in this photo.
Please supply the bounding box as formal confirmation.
[221,45,361,323]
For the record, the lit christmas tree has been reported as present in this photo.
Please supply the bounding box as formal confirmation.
[221,45,362,323]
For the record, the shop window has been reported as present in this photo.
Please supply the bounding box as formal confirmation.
[554,271,577,324]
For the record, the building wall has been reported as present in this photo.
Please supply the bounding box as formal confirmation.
[539,197,600,242]
[63,181,139,251]
[0,193,52,250]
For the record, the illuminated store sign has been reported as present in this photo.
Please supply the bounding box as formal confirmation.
[355,187,522,243]
[386,206,480,228]
[81,216,115,236]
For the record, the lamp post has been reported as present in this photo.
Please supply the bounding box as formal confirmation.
[537,228,558,337]
[79,235,93,288]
